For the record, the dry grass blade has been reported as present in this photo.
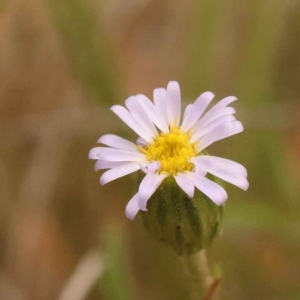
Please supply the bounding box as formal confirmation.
[58,252,104,300]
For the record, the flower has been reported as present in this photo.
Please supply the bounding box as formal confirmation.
[89,81,249,220]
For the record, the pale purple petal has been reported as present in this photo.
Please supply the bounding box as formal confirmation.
[136,137,148,146]
[138,173,168,210]
[94,160,127,171]
[153,88,168,123]
[139,164,148,174]
[98,134,140,152]
[193,155,247,177]
[198,96,237,127]
[89,147,102,159]
[174,173,195,198]
[139,161,161,174]
[188,172,228,205]
[166,81,181,127]
[99,162,141,185]
[193,106,236,134]
[196,121,244,153]
[191,156,249,190]
[183,104,193,120]
[125,96,158,138]
[110,105,153,143]
[137,94,169,133]
[147,161,161,173]
[125,193,140,220]
[190,114,236,143]
[96,147,147,162]
[181,92,215,132]
[209,96,237,112]
[194,166,207,177]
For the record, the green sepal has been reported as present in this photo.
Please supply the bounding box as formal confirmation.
[139,175,223,256]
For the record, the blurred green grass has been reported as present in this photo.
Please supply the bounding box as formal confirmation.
[49,0,121,105]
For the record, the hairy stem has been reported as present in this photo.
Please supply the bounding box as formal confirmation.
[183,250,213,300]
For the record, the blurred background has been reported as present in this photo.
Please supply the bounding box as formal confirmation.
[1,0,300,299]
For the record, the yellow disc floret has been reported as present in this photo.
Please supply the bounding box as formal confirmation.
[141,127,196,174]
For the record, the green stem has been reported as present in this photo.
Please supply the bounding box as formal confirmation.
[183,250,212,300]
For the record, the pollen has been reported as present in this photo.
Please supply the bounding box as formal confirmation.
[142,127,196,174]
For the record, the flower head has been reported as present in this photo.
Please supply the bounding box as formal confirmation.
[89,81,249,220]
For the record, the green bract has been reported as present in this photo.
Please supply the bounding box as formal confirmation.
[140,175,223,256]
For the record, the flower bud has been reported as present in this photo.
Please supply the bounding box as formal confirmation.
[140,175,223,256]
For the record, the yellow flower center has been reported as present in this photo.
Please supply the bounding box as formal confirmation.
[141,127,196,174]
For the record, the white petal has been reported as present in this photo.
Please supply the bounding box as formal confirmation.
[95,147,147,162]
[174,173,195,198]
[136,94,169,133]
[136,137,148,146]
[181,91,215,132]
[190,114,236,143]
[94,160,127,171]
[188,172,228,205]
[191,156,249,190]
[98,134,140,152]
[99,163,140,185]
[110,105,153,143]
[166,81,181,127]
[153,88,168,122]
[138,173,167,210]
[193,155,247,177]
[196,121,244,152]
[125,96,158,138]
[89,147,102,159]
[125,193,140,220]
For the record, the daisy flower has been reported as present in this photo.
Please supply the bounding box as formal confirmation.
[89,81,249,220]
